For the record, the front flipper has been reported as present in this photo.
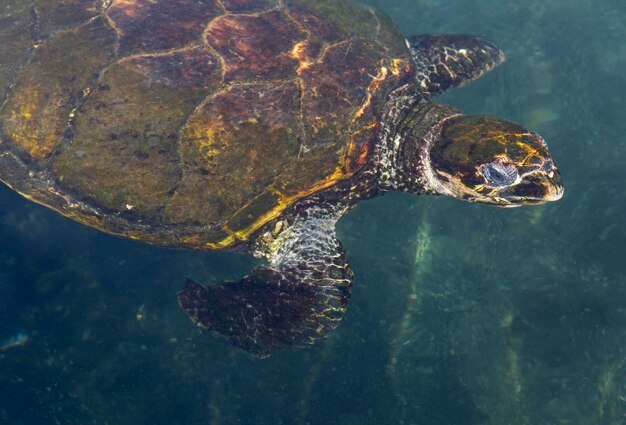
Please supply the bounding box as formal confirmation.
[406,34,506,95]
[178,203,353,357]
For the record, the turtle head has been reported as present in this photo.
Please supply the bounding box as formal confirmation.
[423,115,563,206]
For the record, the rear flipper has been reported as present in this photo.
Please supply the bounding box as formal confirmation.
[178,203,353,357]
[406,34,506,95]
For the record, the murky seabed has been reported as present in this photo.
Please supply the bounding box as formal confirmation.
[1,0,625,424]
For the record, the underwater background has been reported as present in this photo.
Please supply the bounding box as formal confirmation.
[1,0,625,423]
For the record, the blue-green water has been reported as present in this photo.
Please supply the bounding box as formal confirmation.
[1,0,625,424]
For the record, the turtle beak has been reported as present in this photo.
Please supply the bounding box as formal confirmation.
[541,167,565,202]
[499,164,564,206]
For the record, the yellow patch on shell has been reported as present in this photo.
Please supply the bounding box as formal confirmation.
[6,89,61,159]
[192,127,221,160]
[205,165,349,249]
[351,64,389,122]
[290,41,315,73]
[390,58,407,76]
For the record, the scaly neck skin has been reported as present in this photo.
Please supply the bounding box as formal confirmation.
[376,94,462,194]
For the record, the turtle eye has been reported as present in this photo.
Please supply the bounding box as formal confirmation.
[480,162,518,187]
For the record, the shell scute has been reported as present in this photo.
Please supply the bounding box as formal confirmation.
[36,0,101,35]
[107,0,222,55]
[0,9,34,103]
[121,47,222,90]
[51,63,210,219]
[287,4,344,44]
[299,39,383,152]
[206,10,306,82]
[0,17,116,160]
[164,81,302,228]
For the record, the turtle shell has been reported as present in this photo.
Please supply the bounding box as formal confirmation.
[0,0,415,249]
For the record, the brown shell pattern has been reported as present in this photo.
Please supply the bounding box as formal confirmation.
[0,0,415,249]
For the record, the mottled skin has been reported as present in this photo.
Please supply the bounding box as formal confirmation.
[0,0,563,356]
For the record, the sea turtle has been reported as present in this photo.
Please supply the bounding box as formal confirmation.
[0,0,563,356]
